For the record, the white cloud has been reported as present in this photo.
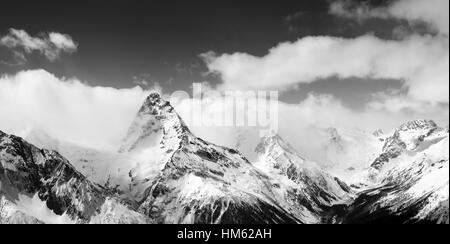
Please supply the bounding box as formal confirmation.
[48,32,78,52]
[203,34,449,105]
[330,0,449,35]
[202,0,449,118]
[0,28,78,62]
[173,92,448,165]
[0,69,447,166]
[0,69,149,150]
[0,29,47,52]
[202,0,449,119]
[329,0,389,21]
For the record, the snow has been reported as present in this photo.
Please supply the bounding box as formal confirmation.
[399,137,449,198]
[89,198,151,224]
[233,126,384,184]
[250,132,355,223]
[346,124,449,223]
[2,93,448,225]
[15,193,76,224]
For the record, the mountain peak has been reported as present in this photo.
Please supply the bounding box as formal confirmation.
[119,93,190,153]
[256,131,293,155]
[141,93,166,110]
[398,120,438,132]
[325,127,343,144]
[147,92,162,100]
[370,119,444,170]
[372,129,385,137]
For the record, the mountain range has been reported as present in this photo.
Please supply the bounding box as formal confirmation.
[1,93,448,224]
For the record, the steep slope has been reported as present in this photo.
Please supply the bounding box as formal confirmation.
[0,130,150,224]
[253,132,353,223]
[366,120,448,183]
[22,130,138,202]
[232,126,383,184]
[337,120,449,224]
[318,127,383,183]
[119,93,299,224]
[0,194,43,224]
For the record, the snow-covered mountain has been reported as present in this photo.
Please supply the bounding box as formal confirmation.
[0,130,151,224]
[253,132,353,223]
[318,127,383,183]
[8,94,355,224]
[114,93,301,224]
[337,120,449,224]
[1,93,448,224]
[233,126,383,184]
[364,120,448,183]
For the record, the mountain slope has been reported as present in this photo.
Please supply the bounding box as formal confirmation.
[363,120,448,183]
[119,94,300,224]
[232,126,383,184]
[3,95,447,224]
[253,132,353,223]
[0,130,150,224]
[336,121,449,224]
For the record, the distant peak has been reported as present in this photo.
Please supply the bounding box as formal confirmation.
[326,127,338,134]
[256,132,296,155]
[373,129,384,137]
[398,120,438,132]
[261,129,280,139]
[325,127,342,143]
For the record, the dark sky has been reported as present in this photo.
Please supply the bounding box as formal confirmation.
[0,0,403,107]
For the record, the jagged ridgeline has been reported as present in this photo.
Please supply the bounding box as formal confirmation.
[1,94,449,224]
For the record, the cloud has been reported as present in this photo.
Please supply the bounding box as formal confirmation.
[329,0,449,35]
[201,0,449,142]
[0,50,27,66]
[0,69,447,166]
[329,0,390,21]
[48,32,78,52]
[0,28,78,62]
[203,34,449,104]
[172,92,449,165]
[0,69,149,150]
[202,0,449,117]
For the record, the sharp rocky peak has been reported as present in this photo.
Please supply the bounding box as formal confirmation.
[140,93,190,132]
[119,93,191,153]
[256,131,291,153]
[255,131,307,164]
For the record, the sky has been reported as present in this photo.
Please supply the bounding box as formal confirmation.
[0,0,449,152]
[1,0,413,103]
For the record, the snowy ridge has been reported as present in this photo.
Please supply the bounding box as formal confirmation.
[119,93,299,224]
[232,126,383,184]
[368,120,447,180]
[337,120,449,224]
[0,130,151,224]
[1,96,448,224]
[254,132,353,223]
